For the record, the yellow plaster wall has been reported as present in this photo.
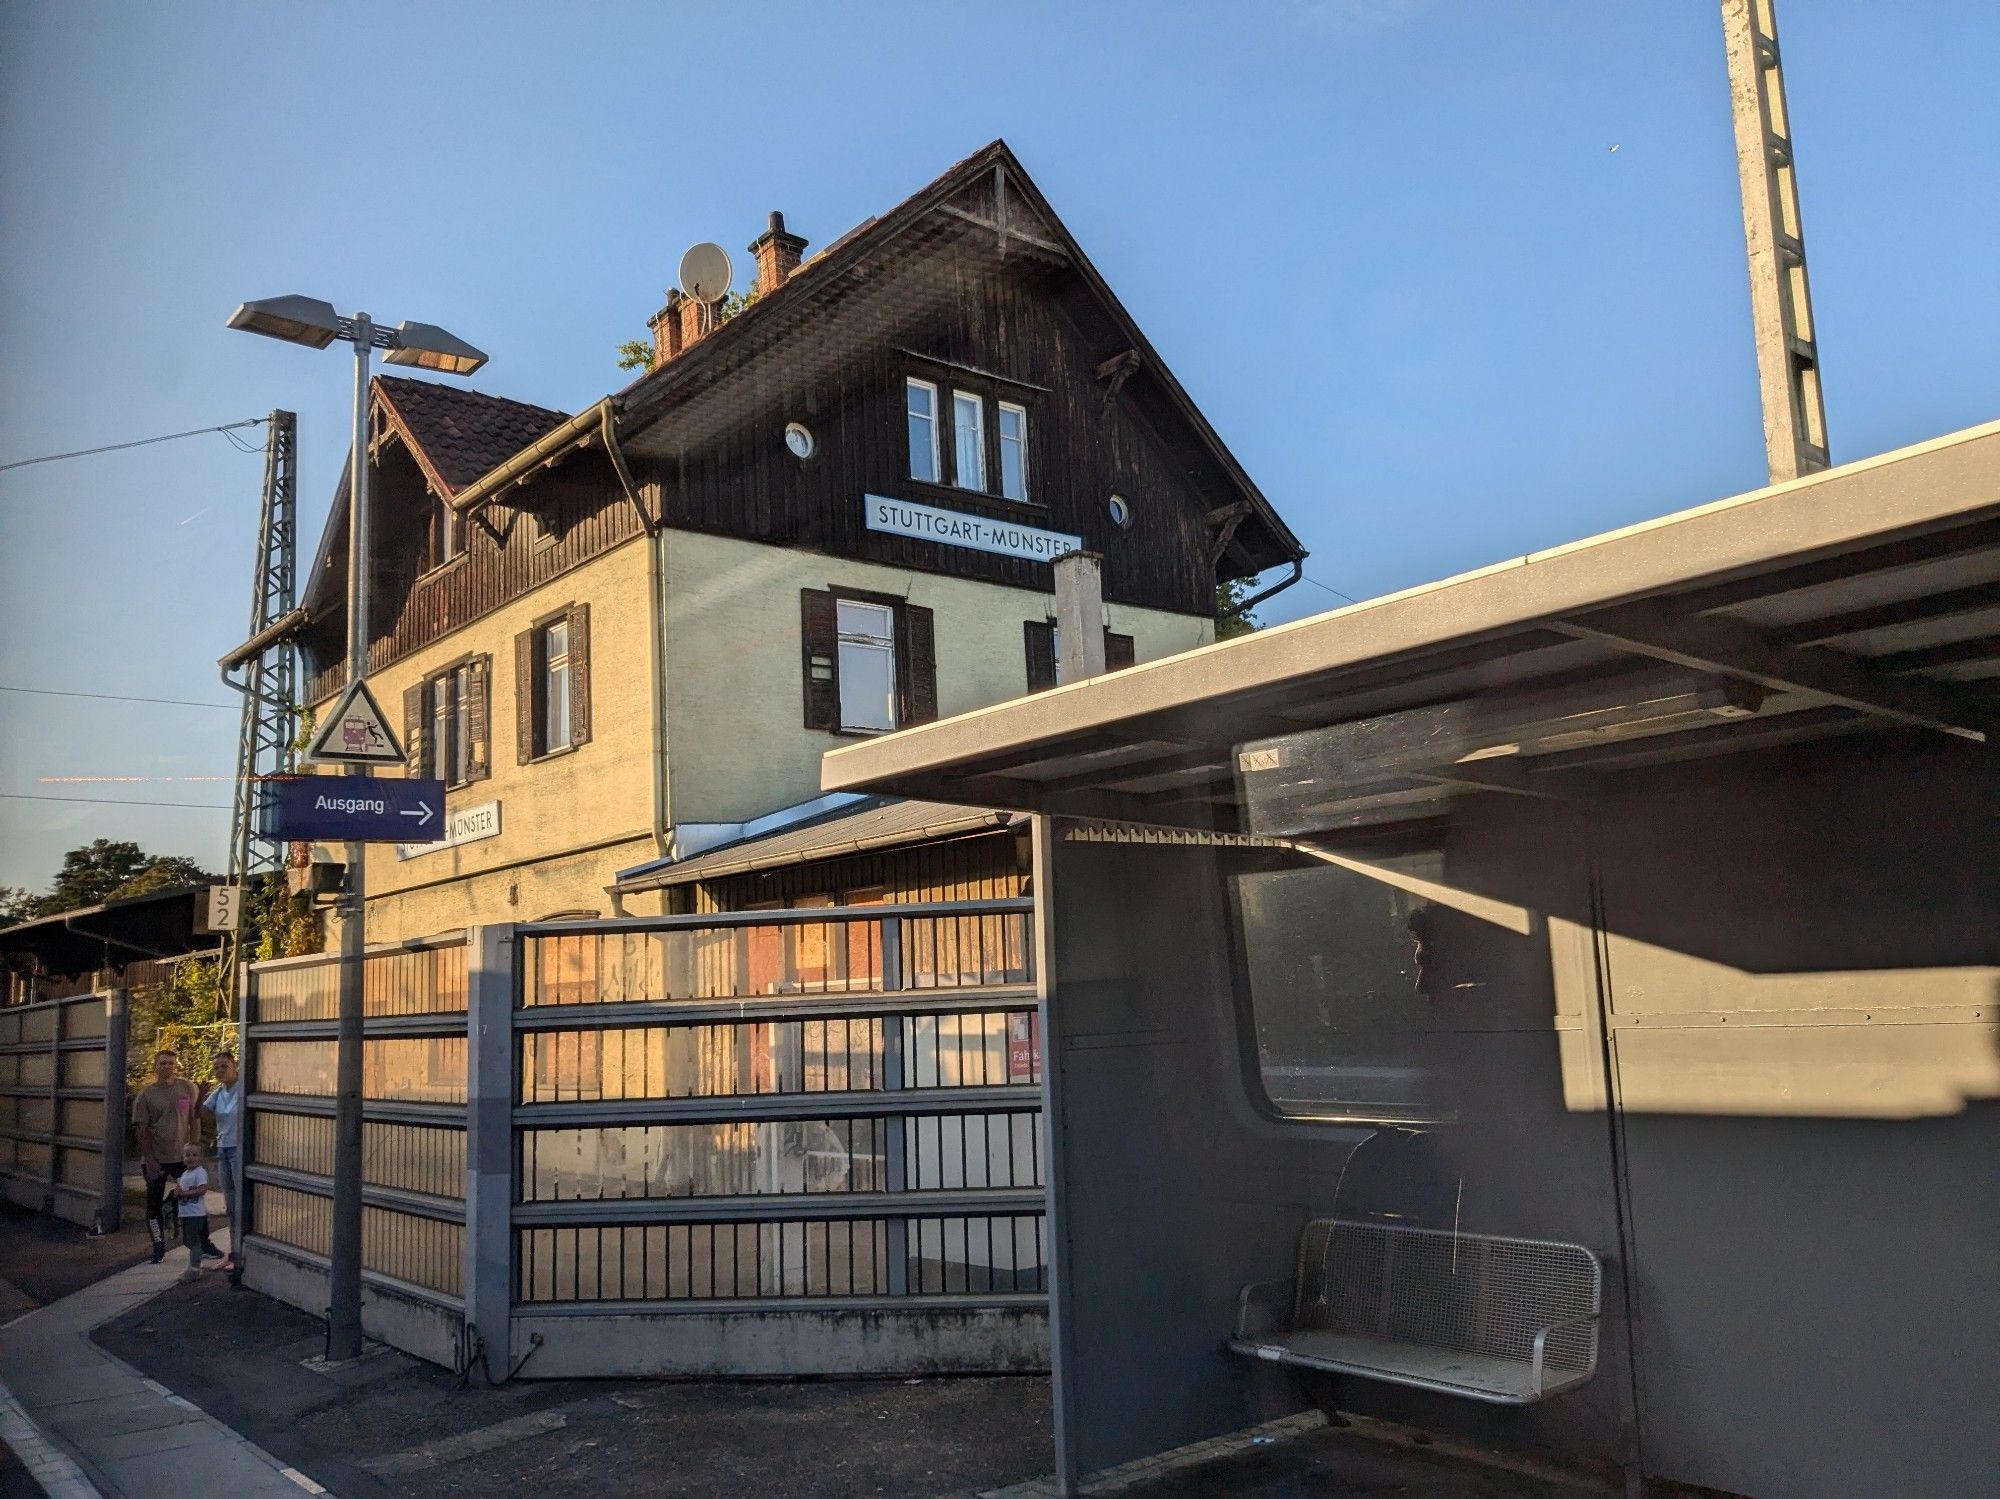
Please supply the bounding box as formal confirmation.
[328,538,655,943]
[661,528,1214,826]
[320,527,1214,944]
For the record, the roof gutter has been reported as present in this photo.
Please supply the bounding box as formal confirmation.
[450,397,647,525]
[1219,559,1303,624]
[219,605,310,674]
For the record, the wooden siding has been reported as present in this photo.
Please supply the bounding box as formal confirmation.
[305,441,642,702]
[679,829,1029,915]
[639,244,1232,618]
[306,212,1244,698]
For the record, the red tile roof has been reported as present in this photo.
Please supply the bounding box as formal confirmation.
[374,376,568,498]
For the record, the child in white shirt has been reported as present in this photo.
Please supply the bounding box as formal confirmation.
[168,1142,225,1281]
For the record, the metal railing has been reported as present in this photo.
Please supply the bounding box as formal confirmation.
[241,901,1049,1376]
[242,934,469,1309]
[511,902,1045,1314]
[0,991,126,1230]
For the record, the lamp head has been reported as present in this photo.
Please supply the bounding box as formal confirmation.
[383,321,487,376]
[225,295,343,349]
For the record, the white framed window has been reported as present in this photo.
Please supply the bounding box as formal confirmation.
[540,617,572,754]
[997,401,1029,501]
[836,600,897,734]
[951,390,986,491]
[906,378,940,484]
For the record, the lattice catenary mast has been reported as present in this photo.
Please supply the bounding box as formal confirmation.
[220,409,299,1004]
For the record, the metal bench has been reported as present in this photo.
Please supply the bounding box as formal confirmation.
[1228,1219,1603,1404]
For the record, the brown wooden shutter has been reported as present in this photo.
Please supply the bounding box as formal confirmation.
[514,629,537,763]
[403,683,428,779]
[801,589,839,731]
[1104,631,1136,672]
[900,603,937,726]
[466,656,491,781]
[568,603,592,747]
[1024,620,1057,692]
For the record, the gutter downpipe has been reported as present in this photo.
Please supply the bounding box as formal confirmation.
[447,398,673,907]
[219,606,310,675]
[1218,558,1304,625]
[593,402,673,898]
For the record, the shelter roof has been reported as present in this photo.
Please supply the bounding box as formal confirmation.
[0,885,215,980]
[823,420,2000,831]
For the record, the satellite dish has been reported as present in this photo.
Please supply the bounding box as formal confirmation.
[679,242,733,304]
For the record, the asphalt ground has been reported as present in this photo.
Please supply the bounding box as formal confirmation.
[95,1273,1055,1498]
[0,1200,150,1310]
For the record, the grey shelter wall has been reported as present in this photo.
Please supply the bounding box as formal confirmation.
[1588,735,2000,1499]
[1036,727,1998,1498]
[1037,831,1324,1480]
[1038,811,1640,1483]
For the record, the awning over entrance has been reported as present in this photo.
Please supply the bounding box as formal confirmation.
[611,797,1015,894]
[823,420,2000,821]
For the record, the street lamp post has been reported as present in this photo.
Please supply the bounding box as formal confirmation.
[226,297,485,1360]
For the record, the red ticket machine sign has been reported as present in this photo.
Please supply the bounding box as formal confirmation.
[1007,1010,1041,1084]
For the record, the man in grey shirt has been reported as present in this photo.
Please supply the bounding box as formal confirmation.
[202,1051,243,1275]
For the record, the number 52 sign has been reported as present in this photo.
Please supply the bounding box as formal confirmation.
[196,884,243,935]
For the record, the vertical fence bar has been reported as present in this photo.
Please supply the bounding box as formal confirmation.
[881,913,909,1293]
[98,989,129,1233]
[44,999,63,1212]
[463,924,517,1377]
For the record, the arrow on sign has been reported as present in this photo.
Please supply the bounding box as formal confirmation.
[400,802,436,828]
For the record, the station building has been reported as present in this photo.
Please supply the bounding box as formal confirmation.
[293,141,1304,945]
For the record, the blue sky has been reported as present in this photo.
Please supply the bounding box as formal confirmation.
[1,1,1995,892]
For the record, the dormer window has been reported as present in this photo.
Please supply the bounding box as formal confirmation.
[904,366,1035,504]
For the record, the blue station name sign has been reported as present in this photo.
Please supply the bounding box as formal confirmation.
[261,775,449,844]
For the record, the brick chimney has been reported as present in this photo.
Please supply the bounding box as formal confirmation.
[749,211,808,296]
[647,290,685,370]
[677,290,707,350]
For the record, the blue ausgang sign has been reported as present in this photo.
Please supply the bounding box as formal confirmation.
[261,775,448,844]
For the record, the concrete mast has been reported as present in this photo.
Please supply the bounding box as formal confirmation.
[1721,0,1831,482]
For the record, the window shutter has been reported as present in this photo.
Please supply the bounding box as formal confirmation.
[466,656,491,781]
[800,589,839,731]
[1024,620,1057,692]
[1104,631,1136,672]
[900,603,937,725]
[514,629,537,763]
[403,684,428,779]
[569,603,592,747]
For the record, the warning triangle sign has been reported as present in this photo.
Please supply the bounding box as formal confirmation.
[304,678,407,767]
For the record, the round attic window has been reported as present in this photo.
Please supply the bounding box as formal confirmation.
[784,422,816,460]
[1107,493,1132,529]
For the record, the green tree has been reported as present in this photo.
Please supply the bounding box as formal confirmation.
[19,840,221,919]
[43,839,149,912]
[244,872,318,961]
[1215,578,1264,640]
[111,855,220,900]
[615,286,760,370]
[126,954,230,1093]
